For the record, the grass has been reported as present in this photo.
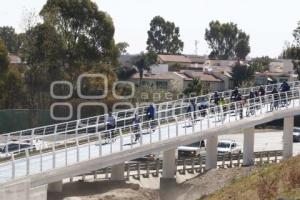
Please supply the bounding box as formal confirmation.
[201,155,300,200]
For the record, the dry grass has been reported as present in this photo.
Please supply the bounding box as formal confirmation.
[201,155,300,200]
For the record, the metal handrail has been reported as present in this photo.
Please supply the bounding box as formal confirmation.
[3,81,299,141]
[0,87,298,184]
[2,82,300,152]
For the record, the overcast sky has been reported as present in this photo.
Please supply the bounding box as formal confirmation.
[0,0,299,58]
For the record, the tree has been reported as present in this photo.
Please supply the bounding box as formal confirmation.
[133,52,157,83]
[249,56,271,72]
[1,71,23,108]
[21,23,65,81]
[282,46,300,80]
[0,39,9,77]
[293,21,300,46]
[235,32,250,60]
[147,16,184,54]
[0,26,20,53]
[232,63,254,86]
[184,78,205,96]
[40,0,116,78]
[116,42,129,55]
[205,21,250,60]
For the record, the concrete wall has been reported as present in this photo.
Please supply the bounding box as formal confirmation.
[0,178,47,200]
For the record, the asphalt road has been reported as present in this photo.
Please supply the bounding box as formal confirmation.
[218,130,300,156]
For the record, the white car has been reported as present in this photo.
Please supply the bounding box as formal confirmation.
[177,141,206,158]
[217,140,241,155]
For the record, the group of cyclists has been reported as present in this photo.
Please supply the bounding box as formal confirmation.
[187,81,291,120]
[105,81,291,143]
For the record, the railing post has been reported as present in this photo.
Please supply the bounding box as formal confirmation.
[26,149,29,175]
[52,144,56,169]
[120,129,123,151]
[146,162,150,178]
[234,102,238,121]
[76,137,80,162]
[158,121,162,141]
[175,116,179,137]
[40,148,43,172]
[98,133,102,156]
[139,124,143,146]
[191,157,195,174]
[11,153,15,179]
[88,135,91,160]
[65,140,68,166]
[127,163,130,179]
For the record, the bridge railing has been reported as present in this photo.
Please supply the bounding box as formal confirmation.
[72,150,283,181]
[1,87,299,182]
[1,88,300,158]
[2,81,300,154]
[2,81,299,140]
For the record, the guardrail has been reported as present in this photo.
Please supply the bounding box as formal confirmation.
[0,85,299,183]
[69,150,283,182]
[2,81,300,152]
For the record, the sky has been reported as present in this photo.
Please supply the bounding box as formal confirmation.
[0,0,299,58]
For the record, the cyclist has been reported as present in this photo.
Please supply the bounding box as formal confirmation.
[187,100,197,124]
[280,81,290,106]
[133,113,141,142]
[247,90,255,116]
[280,81,290,92]
[271,87,279,110]
[146,103,156,132]
[106,112,116,140]
[211,91,220,105]
[231,87,239,101]
[235,93,244,119]
[259,85,266,96]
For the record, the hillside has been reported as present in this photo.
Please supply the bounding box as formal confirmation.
[201,155,300,200]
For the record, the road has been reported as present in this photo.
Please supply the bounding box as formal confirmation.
[218,130,300,156]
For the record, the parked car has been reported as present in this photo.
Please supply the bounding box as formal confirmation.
[293,127,300,142]
[133,153,159,162]
[217,140,241,155]
[177,140,206,158]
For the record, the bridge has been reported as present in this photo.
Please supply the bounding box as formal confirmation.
[1,82,300,200]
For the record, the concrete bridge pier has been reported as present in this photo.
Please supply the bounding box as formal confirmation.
[160,148,177,200]
[243,127,255,166]
[111,162,125,181]
[48,181,63,192]
[205,135,218,170]
[283,116,294,160]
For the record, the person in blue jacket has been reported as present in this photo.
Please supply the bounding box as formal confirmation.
[146,103,156,120]
[146,103,156,132]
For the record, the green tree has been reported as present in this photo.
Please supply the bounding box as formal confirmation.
[116,42,129,55]
[40,0,116,78]
[0,39,9,77]
[232,63,254,86]
[184,78,203,96]
[21,23,65,81]
[133,52,157,83]
[293,21,300,46]
[0,26,20,53]
[282,46,300,80]
[1,71,24,109]
[147,16,184,54]
[205,21,250,60]
[249,56,271,72]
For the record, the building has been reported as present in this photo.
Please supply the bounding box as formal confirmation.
[255,72,298,85]
[130,71,187,91]
[182,70,225,91]
[269,59,294,74]
[157,54,205,70]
